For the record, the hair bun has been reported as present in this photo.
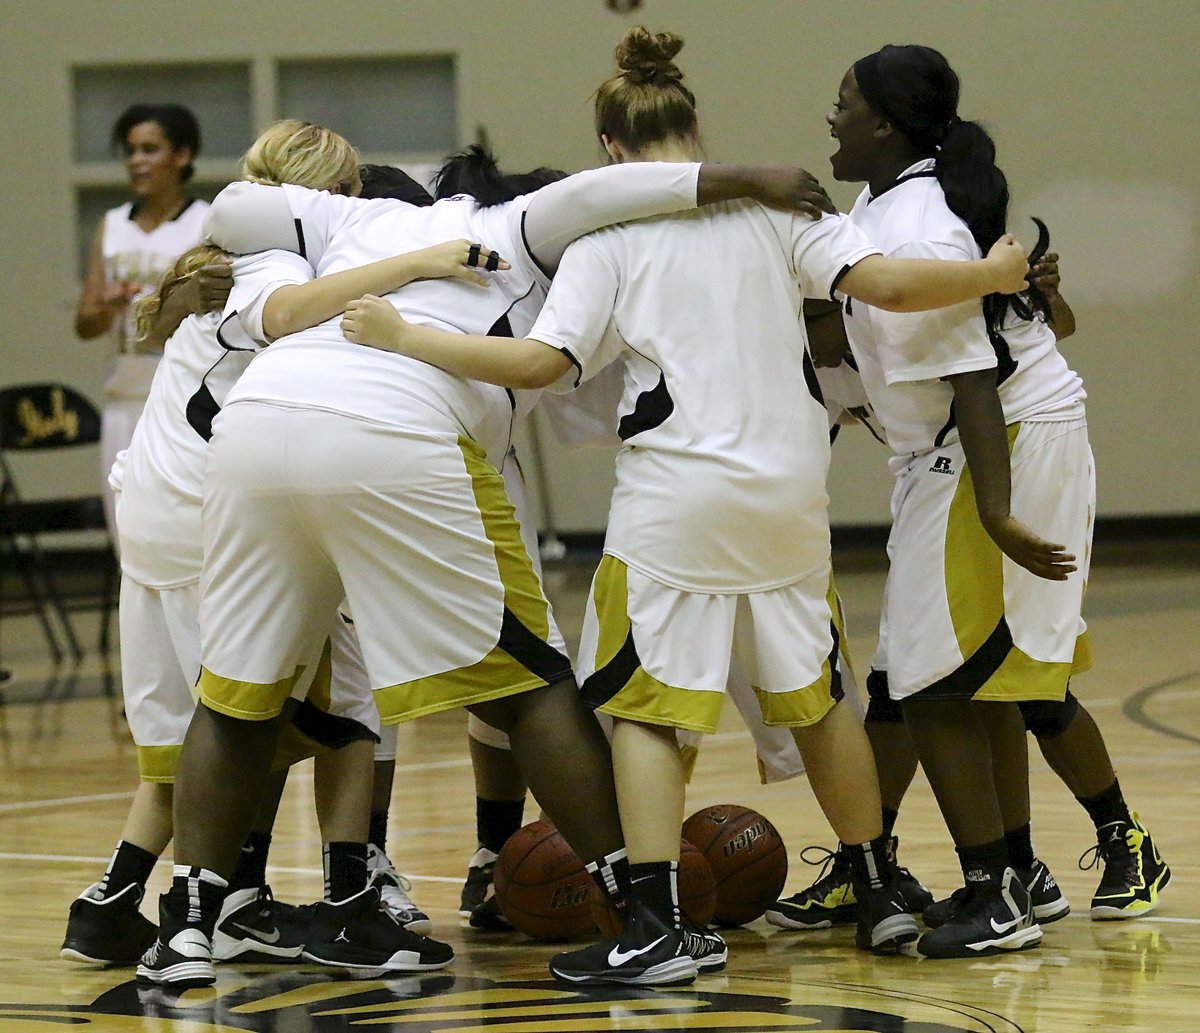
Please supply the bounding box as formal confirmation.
[615,26,685,85]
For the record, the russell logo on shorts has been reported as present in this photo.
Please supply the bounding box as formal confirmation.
[929,456,955,475]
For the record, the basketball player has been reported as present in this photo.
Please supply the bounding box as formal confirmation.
[75,104,210,536]
[340,27,1032,986]
[803,44,1168,959]
[66,123,501,974]
[138,133,840,990]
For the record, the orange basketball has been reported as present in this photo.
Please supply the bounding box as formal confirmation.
[682,804,788,927]
[493,820,596,941]
[590,838,717,935]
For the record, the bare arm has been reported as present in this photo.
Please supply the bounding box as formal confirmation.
[261,240,508,341]
[137,259,233,352]
[340,295,571,389]
[1029,252,1076,340]
[75,225,134,339]
[948,368,1076,581]
[695,164,835,217]
[839,235,1030,313]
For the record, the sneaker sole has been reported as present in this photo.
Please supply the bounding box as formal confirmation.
[764,907,856,931]
[864,913,920,954]
[135,961,215,988]
[550,955,698,987]
[1033,897,1071,924]
[1091,866,1171,921]
[301,948,453,972]
[918,923,1043,959]
[695,951,728,973]
[60,946,138,966]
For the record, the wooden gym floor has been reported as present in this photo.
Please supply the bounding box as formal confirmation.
[1,542,1197,1032]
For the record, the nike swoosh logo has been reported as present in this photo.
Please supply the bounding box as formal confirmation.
[990,915,1021,934]
[168,928,212,958]
[232,922,280,943]
[608,934,668,966]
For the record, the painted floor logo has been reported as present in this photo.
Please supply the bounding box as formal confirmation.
[1,972,982,1032]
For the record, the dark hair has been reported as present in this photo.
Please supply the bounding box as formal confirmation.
[111,103,202,182]
[433,145,567,206]
[853,44,1047,343]
[358,163,434,205]
[594,27,698,152]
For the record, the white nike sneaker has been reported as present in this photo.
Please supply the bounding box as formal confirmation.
[136,926,215,989]
[549,901,697,987]
[212,885,306,961]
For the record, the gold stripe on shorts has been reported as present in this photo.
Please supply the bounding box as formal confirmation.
[197,665,306,721]
[579,555,724,734]
[925,424,1067,702]
[136,745,181,783]
[375,437,571,725]
[754,613,842,728]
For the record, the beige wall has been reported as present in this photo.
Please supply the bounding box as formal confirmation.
[3,0,1197,529]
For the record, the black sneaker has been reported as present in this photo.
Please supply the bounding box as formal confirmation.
[61,882,157,965]
[682,919,728,973]
[460,847,513,930]
[212,885,306,961]
[888,837,935,914]
[926,858,1068,928]
[1084,812,1171,919]
[136,927,215,989]
[549,901,698,987]
[1020,858,1070,924]
[367,845,433,935]
[764,845,856,930]
[302,887,454,972]
[917,868,1042,959]
[854,882,920,955]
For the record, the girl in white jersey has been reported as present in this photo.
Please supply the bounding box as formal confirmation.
[820,44,1168,958]
[141,117,839,991]
[75,104,212,535]
[83,122,492,981]
[342,27,1030,986]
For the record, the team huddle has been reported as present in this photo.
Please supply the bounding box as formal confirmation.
[63,28,1170,992]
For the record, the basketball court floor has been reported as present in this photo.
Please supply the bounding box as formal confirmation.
[1,545,1197,1032]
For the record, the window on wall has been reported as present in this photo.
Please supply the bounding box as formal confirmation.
[71,54,457,272]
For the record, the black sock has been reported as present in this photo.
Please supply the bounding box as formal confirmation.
[881,807,900,839]
[164,866,227,937]
[586,847,631,916]
[369,810,389,854]
[476,797,525,855]
[96,840,158,899]
[956,838,1010,887]
[227,831,272,894]
[628,860,681,930]
[1004,823,1036,871]
[1077,779,1131,831]
[323,842,369,902]
[842,835,894,892]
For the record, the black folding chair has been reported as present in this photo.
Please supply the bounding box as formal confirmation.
[0,383,117,663]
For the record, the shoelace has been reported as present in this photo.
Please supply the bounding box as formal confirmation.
[796,845,847,888]
[1079,823,1135,875]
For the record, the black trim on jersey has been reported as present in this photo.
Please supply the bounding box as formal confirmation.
[802,351,825,407]
[294,218,307,259]
[829,262,854,302]
[618,372,673,441]
[185,379,221,442]
[496,607,573,685]
[917,617,1014,699]
[216,310,258,353]
[932,400,957,449]
[559,348,583,387]
[520,210,554,281]
[290,699,380,749]
[128,197,197,222]
[844,351,859,372]
[846,405,887,446]
[829,423,841,445]
[866,168,938,205]
[579,629,642,711]
[988,324,1019,387]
